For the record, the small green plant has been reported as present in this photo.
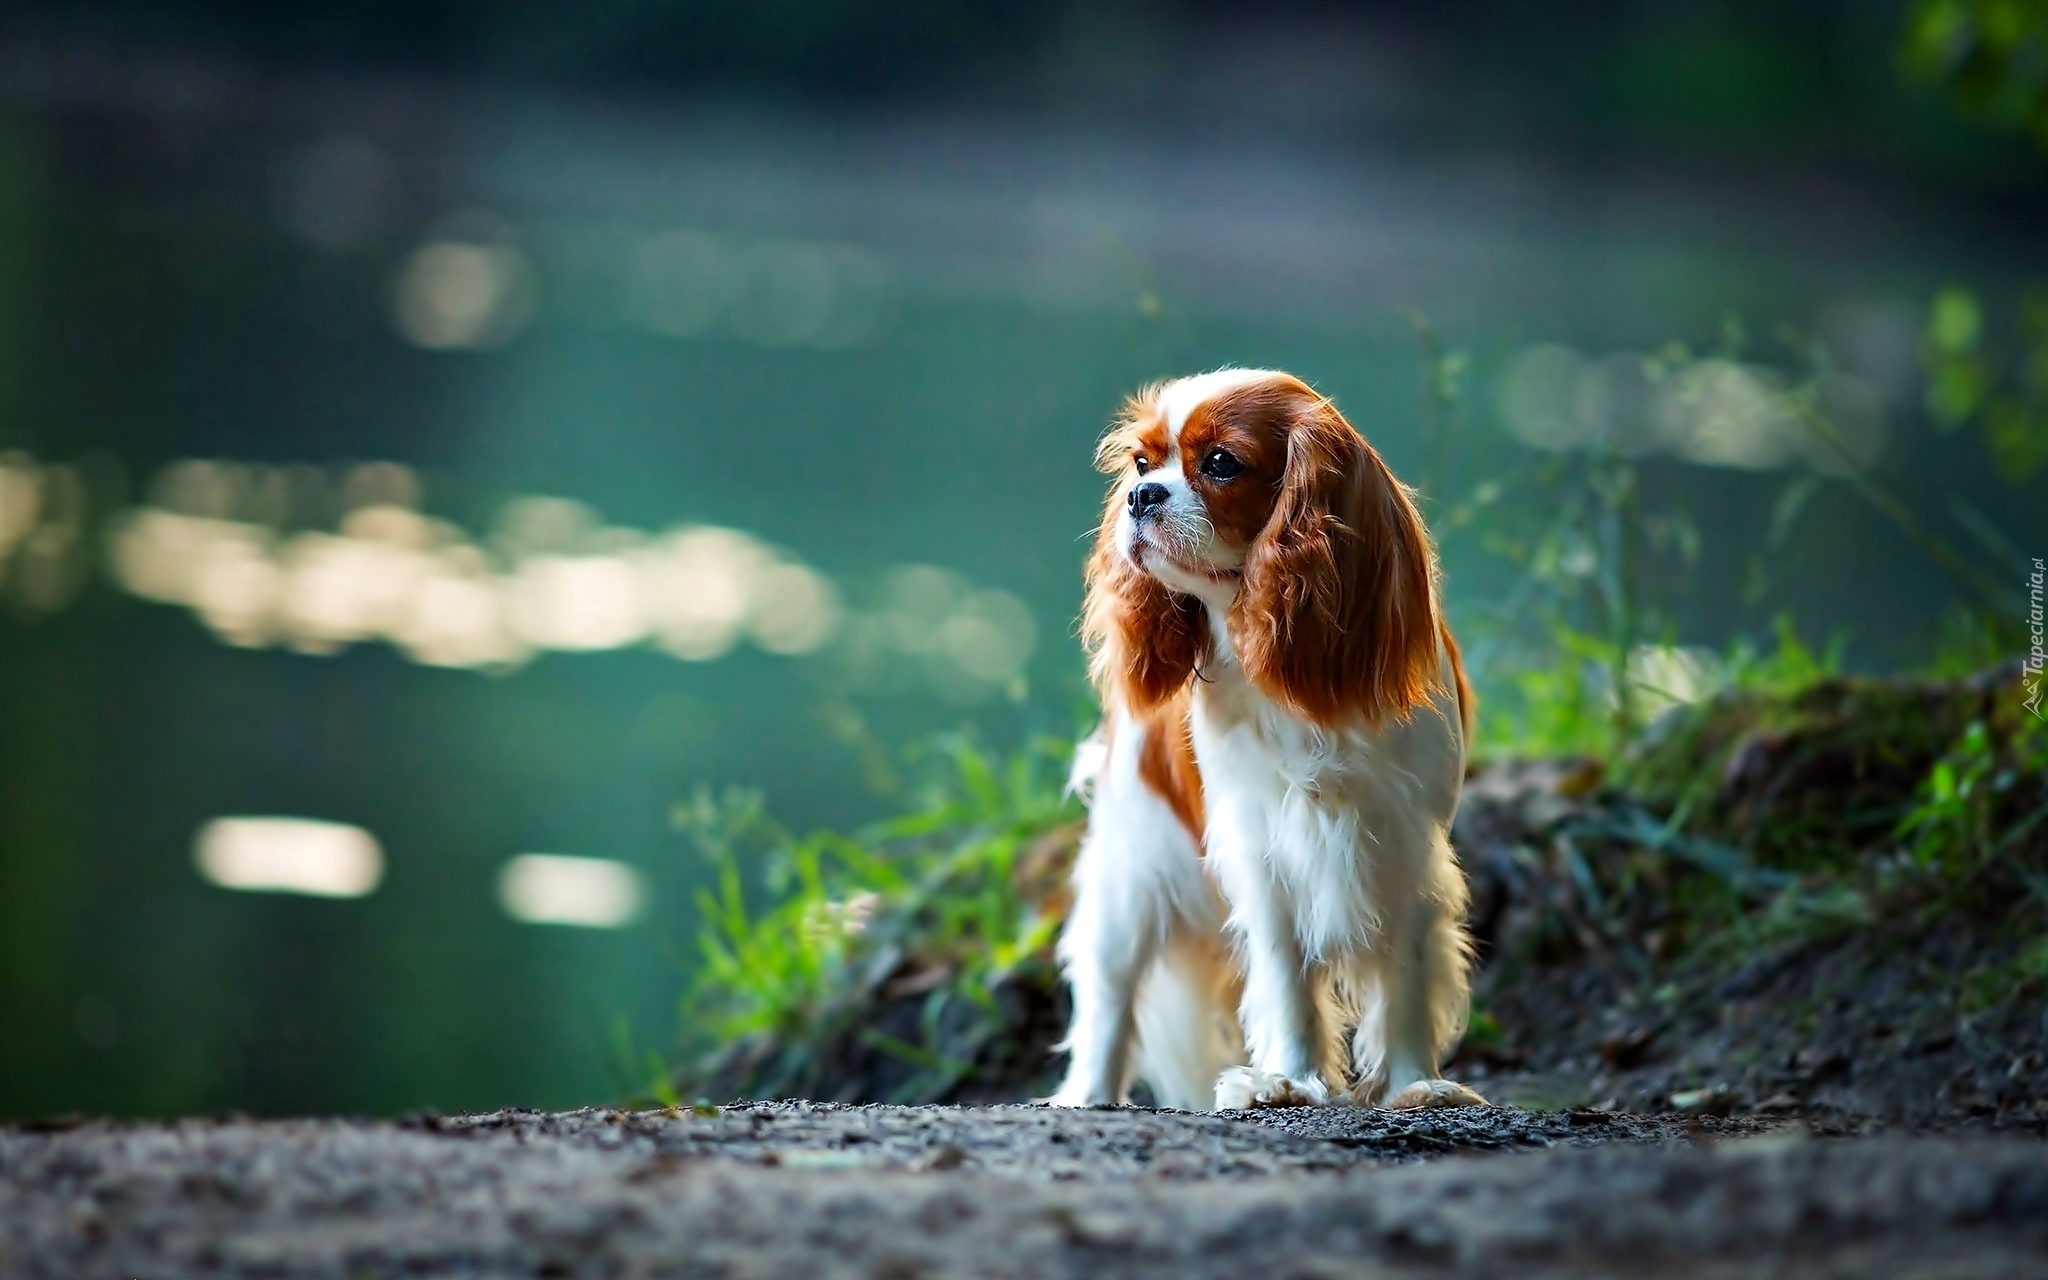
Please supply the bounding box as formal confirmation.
[1718,614,1846,698]
[1480,612,1843,764]
[1899,720,2003,876]
[1900,0,2048,485]
[1477,619,1625,759]
[669,733,1082,1103]
[1898,713,2048,882]
[1902,0,2048,152]
[1918,284,2048,482]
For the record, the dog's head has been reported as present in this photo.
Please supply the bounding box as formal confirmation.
[1083,368,1442,727]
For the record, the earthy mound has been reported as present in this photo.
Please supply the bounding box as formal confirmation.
[1458,662,2047,1130]
[688,665,2048,1131]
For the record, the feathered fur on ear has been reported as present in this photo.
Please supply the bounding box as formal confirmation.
[1231,392,1443,727]
[1080,391,1208,711]
[1082,541,1206,712]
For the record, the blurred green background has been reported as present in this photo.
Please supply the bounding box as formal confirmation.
[1,0,2044,1117]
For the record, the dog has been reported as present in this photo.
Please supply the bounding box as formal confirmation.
[1047,368,1486,1112]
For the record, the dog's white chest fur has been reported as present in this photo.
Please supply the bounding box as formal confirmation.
[1190,633,1465,964]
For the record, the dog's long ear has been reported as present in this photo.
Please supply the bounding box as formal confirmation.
[1082,539,1206,712]
[1080,393,1206,711]
[1231,392,1442,727]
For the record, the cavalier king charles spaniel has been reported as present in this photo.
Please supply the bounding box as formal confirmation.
[1048,368,1487,1112]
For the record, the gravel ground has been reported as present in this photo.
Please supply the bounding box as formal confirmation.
[6,1103,2048,1278]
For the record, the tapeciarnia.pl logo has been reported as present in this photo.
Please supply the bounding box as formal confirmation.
[2026,557,2045,720]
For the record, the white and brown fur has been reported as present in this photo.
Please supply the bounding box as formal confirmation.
[1048,368,1486,1112]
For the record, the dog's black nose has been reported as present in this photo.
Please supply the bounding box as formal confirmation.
[1127,482,1170,519]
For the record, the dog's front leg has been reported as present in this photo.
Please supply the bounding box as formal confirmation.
[1363,876,1489,1112]
[1210,848,1333,1109]
[1047,905,1154,1106]
[1045,817,1163,1107]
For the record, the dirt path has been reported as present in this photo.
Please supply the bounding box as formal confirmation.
[6,1104,2047,1278]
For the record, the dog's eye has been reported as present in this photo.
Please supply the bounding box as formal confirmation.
[1133,454,1152,476]
[1200,448,1245,480]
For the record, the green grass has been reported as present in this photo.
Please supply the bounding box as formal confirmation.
[1474,612,1845,763]
[655,660,2045,1104]
[662,733,1082,1104]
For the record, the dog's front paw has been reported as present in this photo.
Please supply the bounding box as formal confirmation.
[1214,1067,1334,1110]
[1382,1078,1489,1110]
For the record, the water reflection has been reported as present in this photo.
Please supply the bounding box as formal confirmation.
[392,233,535,351]
[194,817,385,898]
[612,229,896,350]
[108,459,842,670]
[497,854,645,929]
[1497,345,1889,473]
[383,213,898,353]
[0,451,90,615]
[91,456,1039,697]
[0,452,41,569]
[835,564,1038,703]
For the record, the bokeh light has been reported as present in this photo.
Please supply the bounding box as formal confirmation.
[391,217,535,351]
[194,818,385,899]
[0,452,90,616]
[1498,346,1890,472]
[97,457,1034,700]
[497,854,646,929]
